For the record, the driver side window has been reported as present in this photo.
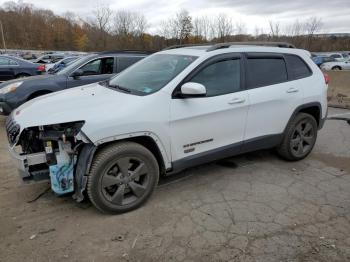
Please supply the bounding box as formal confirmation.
[190,59,241,97]
[79,57,114,76]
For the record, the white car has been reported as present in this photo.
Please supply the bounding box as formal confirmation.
[321,60,350,71]
[6,42,328,213]
[329,52,349,61]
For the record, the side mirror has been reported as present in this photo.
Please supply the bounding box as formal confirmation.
[71,69,84,79]
[180,82,206,98]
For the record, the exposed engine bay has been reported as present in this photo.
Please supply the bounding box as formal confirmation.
[8,120,92,199]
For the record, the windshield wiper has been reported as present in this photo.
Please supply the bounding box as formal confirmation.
[108,83,131,93]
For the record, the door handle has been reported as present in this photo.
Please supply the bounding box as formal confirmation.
[228,98,245,105]
[286,88,299,93]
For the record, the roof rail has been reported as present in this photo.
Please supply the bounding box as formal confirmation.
[163,43,211,50]
[206,42,296,51]
[98,50,155,55]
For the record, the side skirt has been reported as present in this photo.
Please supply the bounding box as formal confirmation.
[168,134,283,175]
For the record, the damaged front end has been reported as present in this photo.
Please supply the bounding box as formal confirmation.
[6,116,95,201]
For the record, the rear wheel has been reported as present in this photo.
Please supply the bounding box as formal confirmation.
[87,142,159,213]
[16,73,31,79]
[332,66,342,71]
[277,113,318,161]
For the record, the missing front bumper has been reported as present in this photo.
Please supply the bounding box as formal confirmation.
[8,146,49,183]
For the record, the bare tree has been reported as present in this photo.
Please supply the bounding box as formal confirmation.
[235,20,247,35]
[214,13,233,42]
[305,17,322,48]
[113,10,147,37]
[174,10,193,44]
[93,4,112,48]
[269,20,280,39]
[193,16,211,41]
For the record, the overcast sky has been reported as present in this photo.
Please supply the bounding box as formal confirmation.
[1,0,349,34]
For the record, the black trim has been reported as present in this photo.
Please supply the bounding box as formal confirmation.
[169,134,282,174]
[73,143,97,202]
[170,141,242,174]
[319,107,328,130]
[241,134,283,154]
[172,53,244,99]
[284,102,322,132]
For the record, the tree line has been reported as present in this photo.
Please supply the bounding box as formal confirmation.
[0,1,349,52]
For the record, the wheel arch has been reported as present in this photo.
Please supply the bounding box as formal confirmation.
[74,133,170,202]
[27,89,53,101]
[15,72,31,78]
[94,132,171,172]
[285,102,322,133]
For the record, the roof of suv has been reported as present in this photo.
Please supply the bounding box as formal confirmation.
[160,42,310,59]
[97,50,153,56]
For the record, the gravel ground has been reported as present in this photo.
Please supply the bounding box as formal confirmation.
[0,107,350,262]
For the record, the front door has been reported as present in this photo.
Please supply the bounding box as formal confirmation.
[0,57,16,81]
[66,57,115,88]
[170,54,249,164]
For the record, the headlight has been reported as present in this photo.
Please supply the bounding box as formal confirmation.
[0,82,23,95]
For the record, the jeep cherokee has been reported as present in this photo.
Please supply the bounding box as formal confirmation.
[6,42,328,213]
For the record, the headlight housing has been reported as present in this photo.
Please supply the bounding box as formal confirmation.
[0,81,23,95]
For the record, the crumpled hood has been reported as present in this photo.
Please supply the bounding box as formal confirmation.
[13,83,141,129]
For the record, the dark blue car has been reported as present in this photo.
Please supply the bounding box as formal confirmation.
[0,55,41,81]
[0,51,149,115]
[312,56,336,67]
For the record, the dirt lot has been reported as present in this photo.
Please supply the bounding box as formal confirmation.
[1,108,350,262]
[327,71,350,109]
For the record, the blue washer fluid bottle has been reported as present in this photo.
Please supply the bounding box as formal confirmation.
[49,141,74,195]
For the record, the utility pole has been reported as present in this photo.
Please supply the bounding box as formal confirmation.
[0,20,6,53]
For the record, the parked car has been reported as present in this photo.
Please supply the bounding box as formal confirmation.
[0,55,42,82]
[329,52,349,61]
[312,56,336,67]
[46,56,80,73]
[320,60,350,71]
[6,43,328,213]
[31,53,66,64]
[0,51,149,115]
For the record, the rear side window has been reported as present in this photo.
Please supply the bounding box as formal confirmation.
[8,59,18,65]
[285,55,312,80]
[330,54,341,59]
[246,57,287,88]
[117,56,144,72]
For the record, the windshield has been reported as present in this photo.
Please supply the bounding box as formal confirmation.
[107,54,197,95]
[57,55,92,75]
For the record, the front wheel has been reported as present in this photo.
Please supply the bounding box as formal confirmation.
[277,113,318,161]
[87,142,159,213]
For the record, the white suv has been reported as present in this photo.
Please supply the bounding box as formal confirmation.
[6,42,328,213]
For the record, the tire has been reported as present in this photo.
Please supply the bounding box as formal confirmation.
[87,142,159,214]
[332,66,342,71]
[277,113,318,161]
[16,73,31,79]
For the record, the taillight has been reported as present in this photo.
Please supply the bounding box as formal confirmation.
[323,73,329,85]
[37,64,46,72]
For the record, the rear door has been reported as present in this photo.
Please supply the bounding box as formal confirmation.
[66,57,115,88]
[0,58,16,81]
[243,53,304,144]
